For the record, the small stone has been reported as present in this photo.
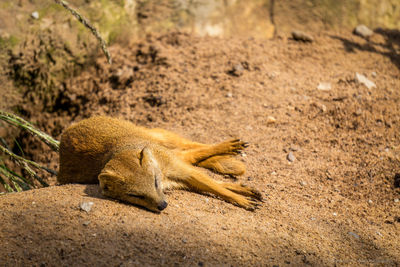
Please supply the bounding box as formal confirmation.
[353,25,373,38]
[299,181,307,186]
[317,82,332,91]
[310,217,316,221]
[79,202,94,213]
[371,71,377,78]
[31,11,39,20]
[368,199,373,204]
[376,231,383,237]
[241,152,247,157]
[348,231,360,239]
[266,116,276,124]
[291,30,314,42]
[355,108,362,116]
[226,92,233,98]
[355,73,376,89]
[333,212,337,216]
[182,239,187,243]
[83,221,91,226]
[394,198,399,203]
[287,152,295,162]
[32,202,36,205]
[228,63,244,77]
[267,72,277,79]
[271,171,277,175]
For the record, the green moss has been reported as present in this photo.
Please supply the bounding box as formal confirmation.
[0,35,19,50]
[39,3,65,18]
[88,0,130,43]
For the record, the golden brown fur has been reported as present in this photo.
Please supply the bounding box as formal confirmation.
[58,116,262,212]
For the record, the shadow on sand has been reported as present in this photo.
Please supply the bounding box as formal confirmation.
[330,28,400,70]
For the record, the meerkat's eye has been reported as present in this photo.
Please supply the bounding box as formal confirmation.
[155,176,159,189]
[127,193,146,199]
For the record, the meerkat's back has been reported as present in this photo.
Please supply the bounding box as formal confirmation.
[58,116,150,184]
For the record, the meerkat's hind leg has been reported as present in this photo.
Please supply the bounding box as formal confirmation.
[197,155,246,176]
[180,139,248,165]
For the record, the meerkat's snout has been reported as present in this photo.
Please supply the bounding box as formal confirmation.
[157,200,168,211]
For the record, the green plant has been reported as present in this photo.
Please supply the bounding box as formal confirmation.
[0,110,59,192]
[0,0,112,193]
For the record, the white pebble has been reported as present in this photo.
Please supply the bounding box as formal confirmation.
[353,25,373,38]
[355,72,376,89]
[299,181,307,186]
[287,152,295,162]
[266,116,276,124]
[79,201,94,213]
[317,82,332,91]
[31,11,39,20]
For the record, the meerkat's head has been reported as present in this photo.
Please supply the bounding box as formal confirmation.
[98,147,167,212]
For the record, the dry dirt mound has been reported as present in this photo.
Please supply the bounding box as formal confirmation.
[1,31,400,266]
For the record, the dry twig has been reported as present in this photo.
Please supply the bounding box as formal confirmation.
[54,0,112,64]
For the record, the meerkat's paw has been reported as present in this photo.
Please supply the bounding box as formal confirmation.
[233,195,262,211]
[218,139,249,155]
[226,183,263,200]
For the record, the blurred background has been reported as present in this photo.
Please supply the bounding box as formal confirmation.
[1,0,399,43]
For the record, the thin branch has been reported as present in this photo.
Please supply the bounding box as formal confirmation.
[20,161,49,187]
[0,110,59,152]
[0,161,32,186]
[0,175,14,192]
[0,144,57,176]
[54,0,112,64]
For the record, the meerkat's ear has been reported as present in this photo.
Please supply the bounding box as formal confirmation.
[98,170,125,192]
[139,147,159,170]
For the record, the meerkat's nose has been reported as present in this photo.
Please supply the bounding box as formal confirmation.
[157,200,168,211]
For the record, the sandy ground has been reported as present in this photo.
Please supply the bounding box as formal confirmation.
[1,30,400,266]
